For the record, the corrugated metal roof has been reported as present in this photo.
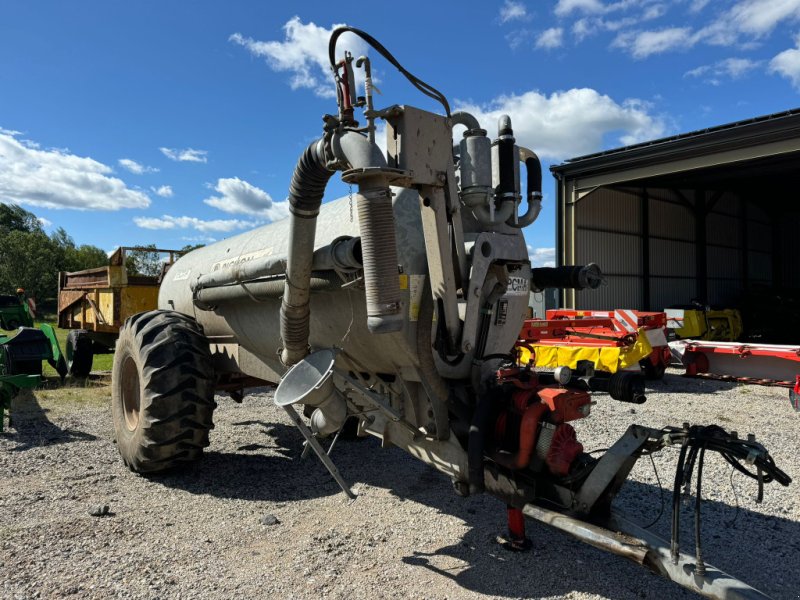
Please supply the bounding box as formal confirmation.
[551,108,800,177]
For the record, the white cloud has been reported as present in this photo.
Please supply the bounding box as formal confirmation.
[118,158,159,174]
[612,27,693,58]
[203,177,289,221]
[770,35,800,89]
[555,0,605,17]
[152,185,174,198]
[456,87,665,160]
[37,216,52,228]
[727,0,800,37]
[182,235,217,244]
[159,147,208,163]
[689,0,710,13]
[133,215,256,233]
[528,246,556,268]
[500,1,530,23]
[536,27,565,49]
[685,57,761,84]
[0,129,150,211]
[230,17,367,99]
[612,0,800,58]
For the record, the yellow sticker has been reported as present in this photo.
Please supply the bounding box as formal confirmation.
[399,274,409,290]
[408,274,425,321]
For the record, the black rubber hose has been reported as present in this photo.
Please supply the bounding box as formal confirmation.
[288,140,333,213]
[468,390,494,494]
[694,446,706,575]
[525,156,542,198]
[495,117,516,201]
[671,441,690,563]
[280,139,335,366]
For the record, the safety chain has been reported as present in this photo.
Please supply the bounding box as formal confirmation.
[348,184,354,222]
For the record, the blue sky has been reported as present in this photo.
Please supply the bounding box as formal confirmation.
[3,1,800,266]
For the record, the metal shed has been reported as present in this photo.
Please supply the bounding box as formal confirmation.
[552,109,800,313]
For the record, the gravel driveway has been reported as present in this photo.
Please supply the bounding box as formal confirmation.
[1,371,798,599]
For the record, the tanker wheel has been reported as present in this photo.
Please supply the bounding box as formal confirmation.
[111,310,216,473]
[640,357,666,380]
[66,329,94,378]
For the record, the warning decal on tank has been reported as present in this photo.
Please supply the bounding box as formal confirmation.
[408,274,425,321]
[506,276,529,296]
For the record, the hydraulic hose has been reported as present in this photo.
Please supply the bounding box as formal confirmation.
[280,138,334,366]
[507,147,543,229]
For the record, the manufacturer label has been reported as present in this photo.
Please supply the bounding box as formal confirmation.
[172,269,191,281]
[506,276,529,296]
[211,247,274,272]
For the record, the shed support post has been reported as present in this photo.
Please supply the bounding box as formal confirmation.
[694,189,707,303]
[740,197,749,292]
[641,188,650,311]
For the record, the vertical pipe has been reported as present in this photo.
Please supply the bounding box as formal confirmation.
[356,183,403,333]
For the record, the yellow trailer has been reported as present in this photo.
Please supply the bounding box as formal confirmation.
[57,247,182,376]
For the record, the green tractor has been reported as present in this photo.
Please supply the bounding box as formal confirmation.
[0,289,35,330]
[0,290,67,432]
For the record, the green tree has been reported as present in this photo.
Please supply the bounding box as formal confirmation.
[0,229,62,300]
[0,203,42,234]
[67,245,109,271]
[125,245,162,277]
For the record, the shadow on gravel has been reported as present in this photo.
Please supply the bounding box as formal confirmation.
[156,422,342,502]
[114,376,795,600]
[398,477,800,600]
[153,416,798,598]
[2,390,97,450]
[647,373,739,394]
[395,470,799,600]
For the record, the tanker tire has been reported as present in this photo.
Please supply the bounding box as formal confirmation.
[112,310,216,474]
[67,329,93,378]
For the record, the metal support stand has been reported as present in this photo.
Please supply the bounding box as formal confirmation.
[282,405,356,500]
[503,505,532,552]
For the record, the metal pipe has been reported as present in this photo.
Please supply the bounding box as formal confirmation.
[507,146,542,229]
[451,111,482,132]
[193,237,362,291]
[530,263,604,291]
[523,504,773,600]
[333,131,403,333]
[280,138,335,366]
[194,273,341,308]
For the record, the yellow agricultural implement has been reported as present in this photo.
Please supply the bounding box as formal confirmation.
[57,247,182,377]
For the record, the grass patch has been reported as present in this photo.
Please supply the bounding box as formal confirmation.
[34,375,111,411]
[34,319,115,376]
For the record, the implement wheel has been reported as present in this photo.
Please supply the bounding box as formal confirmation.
[640,357,666,380]
[66,329,93,377]
[111,310,216,473]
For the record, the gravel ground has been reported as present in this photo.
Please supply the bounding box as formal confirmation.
[1,370,798,600]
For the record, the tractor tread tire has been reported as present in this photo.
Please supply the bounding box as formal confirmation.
[112,310,216,474]
[67,329,94,378]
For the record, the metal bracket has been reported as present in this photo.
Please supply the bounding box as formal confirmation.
[418,185,461,352]
[281,404,355,500]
